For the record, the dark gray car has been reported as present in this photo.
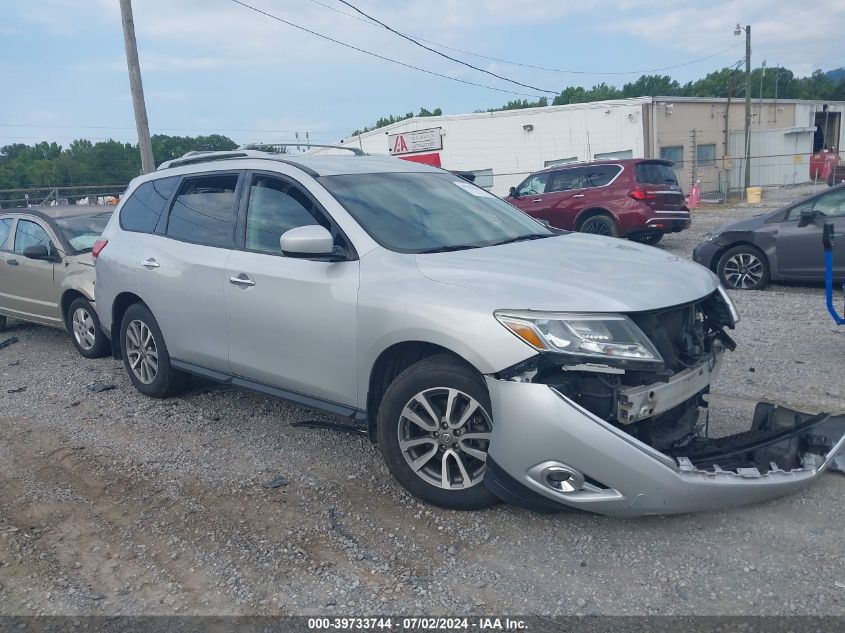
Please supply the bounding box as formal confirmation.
[693,184,845,290]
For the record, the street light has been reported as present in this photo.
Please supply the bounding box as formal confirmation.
[735,24,751,194]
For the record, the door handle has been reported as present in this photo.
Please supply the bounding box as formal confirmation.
[229,274,255,287]
[6,258,18,266]
[532,198,543,203]
[573,194,585,198]
[140,258,160,269]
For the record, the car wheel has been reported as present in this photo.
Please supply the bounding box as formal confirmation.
[630,232,663,245]
[68,297,109,358]
[120,303,189,398]
[578,214,619,237]
[717,245,770,290]
[377,354,499,510]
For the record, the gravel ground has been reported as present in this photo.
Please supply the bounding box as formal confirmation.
[0,183,843,617]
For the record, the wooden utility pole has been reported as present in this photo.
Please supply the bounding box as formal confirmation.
[119,0,155,174]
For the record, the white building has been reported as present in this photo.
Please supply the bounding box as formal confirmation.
[337,97,845,197]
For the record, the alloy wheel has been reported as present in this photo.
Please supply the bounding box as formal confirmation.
[125,319,159,385]
[72,306,97,351]
[581,218,611,235]
[397,387,492,490]
[723,252,764,289]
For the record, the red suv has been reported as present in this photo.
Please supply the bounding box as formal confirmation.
[506,159,690,245]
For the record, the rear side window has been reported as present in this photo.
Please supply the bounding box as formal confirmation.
[120,178,177,233]
[547,167,586,192]
[582,165,621,187]
[166,174,239,248]
[0,218,12,250]
[636,162,679,186]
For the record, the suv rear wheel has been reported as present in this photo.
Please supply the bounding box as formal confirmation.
[377,354,499,510]
[578,213,619,237]
[120,303,189,397]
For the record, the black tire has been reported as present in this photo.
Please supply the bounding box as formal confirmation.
[67,297,109,359]
[0,315,6,331]
[716,244,770,290]
[630,232,664,245]
[377,354,499,510]
[119,302,189,398]
[578,213,619,237]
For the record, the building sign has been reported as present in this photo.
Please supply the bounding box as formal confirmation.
[388,128,443,155]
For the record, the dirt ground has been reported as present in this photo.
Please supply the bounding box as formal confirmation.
[1,184,843,616]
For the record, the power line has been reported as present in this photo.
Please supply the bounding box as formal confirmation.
[228,0,544,98]
[307,0,741,77]
[334,0,556,94]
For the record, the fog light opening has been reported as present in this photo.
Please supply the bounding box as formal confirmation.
[543,466,584,493]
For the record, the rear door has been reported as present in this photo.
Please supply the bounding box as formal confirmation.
[135,172,241,372]
[774,187,845,278]
[2,217,62,326]
[224,171,359,406]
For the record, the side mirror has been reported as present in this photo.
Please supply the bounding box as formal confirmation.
[509,186,519,199]
[22,244,51,260]
[280,225,346,260]
[797,208,817,227]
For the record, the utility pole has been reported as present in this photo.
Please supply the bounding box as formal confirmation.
[119,0,155,174]
[743,24,752,193]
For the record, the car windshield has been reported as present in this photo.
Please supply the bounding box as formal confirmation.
[320,172,552,254]
[54,212,112,252]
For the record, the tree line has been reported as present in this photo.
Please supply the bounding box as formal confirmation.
[353,66,845,132]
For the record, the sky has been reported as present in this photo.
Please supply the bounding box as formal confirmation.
[1,0,843,149]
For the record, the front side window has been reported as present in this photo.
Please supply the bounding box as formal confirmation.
[516,173,549,196]
[166,174,239,248]
[120,177,177,233]
[321,172,552,254]
[245,176,328,254]
[788,188,845,220]
[547,168,586,192]
[0,218,12,250]
[14,219,53,255]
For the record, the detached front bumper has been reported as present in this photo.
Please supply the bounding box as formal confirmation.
[483,378,845,517]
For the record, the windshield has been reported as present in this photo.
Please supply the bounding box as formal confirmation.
[320,172,552,254]
[54,212,112,252]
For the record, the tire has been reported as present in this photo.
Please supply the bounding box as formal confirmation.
[0,315,6,331]
[67,297,109,358]
[119,302,189,398]
[377,354,499,510]
[716,245,770,290]
[578,213,619,237]
[630,232,663,245]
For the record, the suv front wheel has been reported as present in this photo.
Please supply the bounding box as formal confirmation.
[120,303,189,397]
[377,354,499,510]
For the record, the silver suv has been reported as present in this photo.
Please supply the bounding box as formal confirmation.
[94,148,845,516]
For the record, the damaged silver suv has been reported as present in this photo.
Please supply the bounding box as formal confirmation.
[93,147,845,516]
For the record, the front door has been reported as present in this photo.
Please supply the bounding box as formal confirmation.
[508,172,551,216]
[775,187,845,278]
[224,172,359,407]
[2,218,62,326]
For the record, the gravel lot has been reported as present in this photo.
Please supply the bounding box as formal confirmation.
[1,183,843,617]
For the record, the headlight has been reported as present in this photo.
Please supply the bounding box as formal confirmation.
[703,232,719,242]
[716,284,740,325]
[495,311,663,364]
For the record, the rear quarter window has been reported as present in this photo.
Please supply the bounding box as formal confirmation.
[120,177,178,233]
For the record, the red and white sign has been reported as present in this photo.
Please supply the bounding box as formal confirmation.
[388,127,443,155]
[399,153,441,167]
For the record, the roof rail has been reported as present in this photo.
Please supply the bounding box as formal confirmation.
[238,142,366,156]
[156,150,266,170]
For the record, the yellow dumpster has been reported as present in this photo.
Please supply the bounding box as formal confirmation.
[746,186,762,204]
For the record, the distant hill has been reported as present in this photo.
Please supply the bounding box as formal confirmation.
[825,68,845,83]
